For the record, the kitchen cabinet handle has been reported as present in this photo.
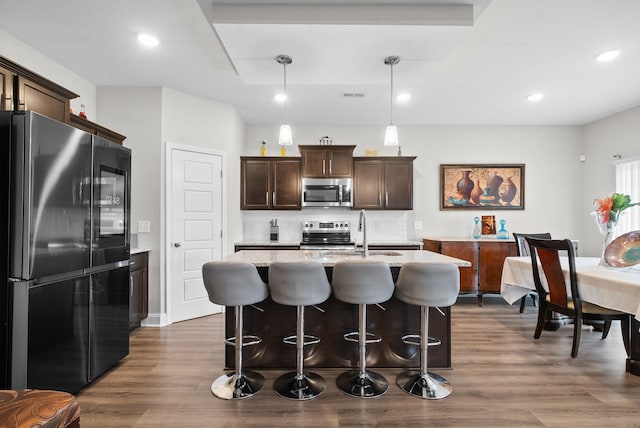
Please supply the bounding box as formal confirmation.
[379,192,382,207]
[130,275,134,297]
[322,160,326,175]
[130,261,136,267]
[385,192,389,207]
[266,192,269,205]
[272,191,276,205]
[329,159,332,175]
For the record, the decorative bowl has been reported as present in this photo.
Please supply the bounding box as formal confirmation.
[604,230,640,267]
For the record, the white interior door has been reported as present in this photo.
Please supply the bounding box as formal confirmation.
[169,145,223,323]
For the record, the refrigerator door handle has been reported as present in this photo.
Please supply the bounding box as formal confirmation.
[85,260,130,275]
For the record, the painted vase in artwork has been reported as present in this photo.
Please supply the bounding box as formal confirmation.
[479,187,497,205]
[499,176,517,205]
[486,171,503,199]
[456,170,474,201]
[470,180,483,205]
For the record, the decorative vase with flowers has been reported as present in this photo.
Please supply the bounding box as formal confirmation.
[592,192,638,267]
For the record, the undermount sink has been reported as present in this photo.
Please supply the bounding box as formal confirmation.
[368,251,402,256]
[319,250,402,257]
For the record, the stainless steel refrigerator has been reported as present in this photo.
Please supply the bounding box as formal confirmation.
[0,111,131,393]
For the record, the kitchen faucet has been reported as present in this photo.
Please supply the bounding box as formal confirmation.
[358,209,368,257]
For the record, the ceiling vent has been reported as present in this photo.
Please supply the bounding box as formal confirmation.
[342,92,365,98]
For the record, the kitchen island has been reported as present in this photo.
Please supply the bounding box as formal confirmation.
[220,249,470,370]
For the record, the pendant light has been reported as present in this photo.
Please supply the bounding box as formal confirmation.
[276,55,293,147]
[384,56,400,146]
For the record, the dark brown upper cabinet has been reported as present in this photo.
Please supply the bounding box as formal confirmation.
[299,145,355,178]
[1,56,125,144]
[1,56,76,124]
[241,157,302,210]
[353,157,416,210]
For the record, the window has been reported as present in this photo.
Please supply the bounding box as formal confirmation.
[615,158,640,232]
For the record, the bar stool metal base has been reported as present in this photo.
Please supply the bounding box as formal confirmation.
[211,371,265,400]
[273,371,326,400]
[396,370,452,399]
[336,370,389,398]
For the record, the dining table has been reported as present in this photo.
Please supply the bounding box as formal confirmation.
[501,256,640,376]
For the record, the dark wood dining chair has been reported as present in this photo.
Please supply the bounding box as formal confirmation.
[525,237,631,358]
[512,232,551,313]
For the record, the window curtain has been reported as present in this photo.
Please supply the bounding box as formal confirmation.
[615,158,640,232]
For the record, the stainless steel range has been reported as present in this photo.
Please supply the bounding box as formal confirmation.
[300,220,355,249]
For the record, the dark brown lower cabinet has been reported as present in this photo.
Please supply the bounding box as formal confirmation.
[423,238,517,305]
[129,252,149,331]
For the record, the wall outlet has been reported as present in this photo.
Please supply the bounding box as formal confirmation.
[138,220,151,233]
[414,221,423,230]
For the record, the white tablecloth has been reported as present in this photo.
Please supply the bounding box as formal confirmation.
[501,256,640,321]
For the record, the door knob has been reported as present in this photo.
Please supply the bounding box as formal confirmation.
[174,242,182,248]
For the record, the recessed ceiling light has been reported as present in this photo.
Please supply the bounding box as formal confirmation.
[137,33,159,47]
[397,93,411,102]
[527,93,544,102]
[595,49,620,63]
[274,93,287,102]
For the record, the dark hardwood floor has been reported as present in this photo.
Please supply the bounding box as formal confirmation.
[76,297,640,427]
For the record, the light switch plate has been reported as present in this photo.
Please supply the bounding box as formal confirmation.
[414,221,423,230]
[138,220,151,233]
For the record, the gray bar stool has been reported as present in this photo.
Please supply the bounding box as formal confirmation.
[202,261,269,400]
[394,262,460,399]
[332,260,394,398]
[269,261,332,400]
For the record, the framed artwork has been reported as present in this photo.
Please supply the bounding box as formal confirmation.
[440,164,525,210]
[481,215,496,235]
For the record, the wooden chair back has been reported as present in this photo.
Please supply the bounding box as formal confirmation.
[525,238,579,310]
[512,232,551,256]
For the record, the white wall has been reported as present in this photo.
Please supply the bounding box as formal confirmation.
[244,124,586,249]
[581,106,640,256]
[0,29,96,116]
[98,86,245,322]
[96,86,163,316]
[160,87,245,253]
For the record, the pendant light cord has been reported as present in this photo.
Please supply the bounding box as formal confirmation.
[389,60,394,125]
[283,60,288,124]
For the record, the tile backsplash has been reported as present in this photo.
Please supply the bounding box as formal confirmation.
[241,208,409,243]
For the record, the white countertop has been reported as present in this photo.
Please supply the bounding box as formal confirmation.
[235,241,301,246]
[131,247,151,255]
[225,249,471,267]
[234,241,423,247]
[423,237,515,243]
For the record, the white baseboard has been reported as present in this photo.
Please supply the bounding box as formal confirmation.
[141,312,169,327]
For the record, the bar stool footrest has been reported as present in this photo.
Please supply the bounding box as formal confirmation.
[344,331,382,344]
[224,334,262,347]
[283,334,321,346]
[401,334,441,347]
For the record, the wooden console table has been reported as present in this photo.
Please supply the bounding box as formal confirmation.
[423,238,517,306]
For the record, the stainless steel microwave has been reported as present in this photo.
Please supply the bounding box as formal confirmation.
[302,178,353,208]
